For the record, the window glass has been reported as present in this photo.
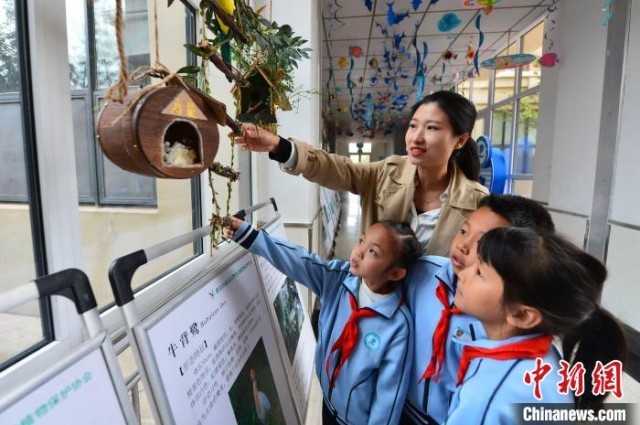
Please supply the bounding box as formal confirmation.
[471,68,490,111]
[493,42,516,103]
[457,80,471,100]
[514,93,539,175]
[511,180,533,198]
[348,142,372,154]
[491,102,513,151]
[349,154,370,164]
[472,118,485,141]
[0,0,44,365]
[67,0,202,307]
[520,22,543,92]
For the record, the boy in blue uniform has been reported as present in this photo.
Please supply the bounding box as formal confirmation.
[445,227,626,424]
[402,195,555,424]
[226,218,422,425]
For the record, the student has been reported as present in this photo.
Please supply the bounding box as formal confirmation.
[226,218,422,425]
[445,227,627,425]
[234,91,488,255]
[402,194,555,424]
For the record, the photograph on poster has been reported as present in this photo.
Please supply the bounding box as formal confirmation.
[228,338,285,425]
[273,277,305,362]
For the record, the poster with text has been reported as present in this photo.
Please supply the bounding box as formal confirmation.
[257,221,317,422]
[139,254,298,425]
[0,348,127,425]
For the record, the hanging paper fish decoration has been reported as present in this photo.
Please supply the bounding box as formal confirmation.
[375,21,389,37]
[430,75,442,84]
[412,0,423,10]
[370,76,379,86]
[368,58,379,69]
[387,2,410,26]
[350,45,364,58]
[430,0,439,4]
[358,76,364,83]
[365,0,373,12]
[442,50,458,61]
[538,52,559,68]
[393,32,405,50]
[337,56,349,68]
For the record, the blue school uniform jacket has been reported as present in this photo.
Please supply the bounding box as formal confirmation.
[445,325,573,425]
[402,258,486,425]
[233,222,413,425]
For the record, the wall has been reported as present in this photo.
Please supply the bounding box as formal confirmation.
[537,0,608,215]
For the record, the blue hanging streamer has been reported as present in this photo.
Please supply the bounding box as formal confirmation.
[543,0,558,51]
[474,14,484,75]
[364,93,374,129]
[347,57,355,118]
[414,72,425,101]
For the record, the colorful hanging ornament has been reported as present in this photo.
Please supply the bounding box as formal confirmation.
[368,58,379,69]
[350,45,364,58]
[337,56,348,68]
[438,12,462,34]
[463,0,500,14]
[465,39,475,64]
[442,50,458,62]
[481,53,536,70]
[538,52,559,68]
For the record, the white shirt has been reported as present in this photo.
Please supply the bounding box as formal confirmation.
[407,182,450,249]
[358,279,393,308]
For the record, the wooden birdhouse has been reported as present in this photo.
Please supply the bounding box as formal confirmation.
[232,65,279,126]
[97,85,227,179]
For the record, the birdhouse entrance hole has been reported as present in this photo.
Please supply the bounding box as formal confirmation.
[162,120,203,167]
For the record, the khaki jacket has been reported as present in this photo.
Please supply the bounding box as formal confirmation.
[284,139,489,256]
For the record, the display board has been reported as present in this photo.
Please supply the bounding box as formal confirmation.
[134,252,298,425]
[258,219,317,420]
[0,336,128,425]
[0,269,137,425]
[319,187,341,257]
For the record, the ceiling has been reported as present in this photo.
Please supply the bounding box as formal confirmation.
[320,0,553,137]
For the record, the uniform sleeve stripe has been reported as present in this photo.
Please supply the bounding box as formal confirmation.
[235,226,259,248]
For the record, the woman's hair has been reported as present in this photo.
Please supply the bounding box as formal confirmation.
[376,220,422,268]
[411,91,480,181]
[477,227,627,409]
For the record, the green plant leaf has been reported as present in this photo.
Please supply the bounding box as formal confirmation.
[177,65,201,74]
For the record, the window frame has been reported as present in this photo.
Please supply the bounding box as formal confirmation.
[457,18,544,195]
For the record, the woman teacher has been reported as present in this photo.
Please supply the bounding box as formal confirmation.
[235,91,488,256]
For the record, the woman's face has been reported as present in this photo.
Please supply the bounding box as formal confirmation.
[405,103,468,169]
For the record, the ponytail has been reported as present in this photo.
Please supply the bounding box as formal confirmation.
[562,307,627,410]
[451,137,481,182]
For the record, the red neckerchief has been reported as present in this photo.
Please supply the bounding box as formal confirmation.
[456,334,553,386]
[325,292,378,388]
[420,281,461,382]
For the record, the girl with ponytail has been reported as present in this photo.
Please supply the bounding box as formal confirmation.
[445,227,627,424]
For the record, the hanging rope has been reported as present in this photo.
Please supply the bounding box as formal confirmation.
[104,0,129,103]
[153,0,160,65]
